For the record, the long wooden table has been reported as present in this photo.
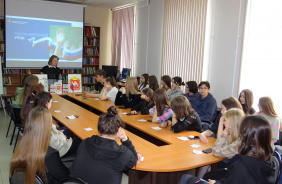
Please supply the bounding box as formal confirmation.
[50,94,223,184]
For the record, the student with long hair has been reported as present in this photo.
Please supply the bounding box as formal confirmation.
[257,96,281,146]
[12,75,28,109]
[131,88,155,115]
[200,97,242,143]
[138,73,149,90]
[115,77,141,108]
[149,89,173,127]
[166,96,202,133]
[19,75,39,107]
[183,81,199,109]
[33,91,81,158]
[161,75,171,92]
[148,75,159,91]
[194,81,217,122]
[179,115,279,184]
[10,107,69,184]
[167,76,184,102]
[99,77,118,101]
[238,89,256,115]
[71,106,141,184]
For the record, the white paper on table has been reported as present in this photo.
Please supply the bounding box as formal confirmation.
[193,150,203,154]
[152,127,162,130]
[52,101,59,103]
[122,112,128,114]
[138,119,147,122]
[54,110,61,113]
[84,127,93,131]
[67,115,76,119]
[94,98,99,100]
[141,157,144,161]
[177,136,189,141]
[190,144,201,148]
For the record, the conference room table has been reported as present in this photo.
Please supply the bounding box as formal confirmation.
[50,94,224,184]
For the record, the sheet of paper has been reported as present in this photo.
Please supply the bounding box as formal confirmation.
[141,157,144,161]
[193,150,203,154]
[67,115,76,119]
[138,119,147,122]
[84,127,93,131]
[190,144,201,148]
[54,110,61,113]
[122,112,128,114]
[177,136,189,141]
[152,127,162,130]
[94,98,99,100]
[52,101,58,103]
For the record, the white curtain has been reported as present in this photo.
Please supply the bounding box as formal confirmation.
[161,0,208,84]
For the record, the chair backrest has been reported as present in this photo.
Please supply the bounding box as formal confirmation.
[59,176,88,184]
[10,171,45,184]
[273,151,281,184]
[3,96,12,117]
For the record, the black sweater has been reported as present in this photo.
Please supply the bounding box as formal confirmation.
[41,65,61,80]
[71,136,138,184]
[131,99,155,115]
[115,91,141,108]
[171,111,203,133]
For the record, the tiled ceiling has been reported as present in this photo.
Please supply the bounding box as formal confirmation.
[45,0,145,8]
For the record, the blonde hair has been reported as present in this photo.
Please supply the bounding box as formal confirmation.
[125,77,140,97]
[224,108,245,144]
[259,96,278,117]
[10,107,52,183]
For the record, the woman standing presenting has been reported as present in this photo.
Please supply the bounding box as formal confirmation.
[41,55,62,85]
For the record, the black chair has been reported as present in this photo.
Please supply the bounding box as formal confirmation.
[59,176,88,184]
[4,96,13,137]
[10,171,45,184]
[201,108,221,131]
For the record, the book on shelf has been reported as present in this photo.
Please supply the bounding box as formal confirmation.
[83,76,95,84]
[83,57,99,65]
[82,67,96,74]
[3,76,12,84]
[84,26,97,36]
[63,69,82,74]
[84,48,99,55]
[2,66,20,74]
[22,69,32,74]
[0,43,4,52]
[82,85,95,92]
[1,53,4,63]
[84,38,99,46]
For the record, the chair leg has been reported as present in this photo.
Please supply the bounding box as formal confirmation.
[10,125,16,145]
[6,118,12,137]
[13,128,20,153]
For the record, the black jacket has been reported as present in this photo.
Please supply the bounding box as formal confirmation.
[131,99,155,115]
[171,111,203,133]
[71,135,138,184]
[41,65,61,80]
[216,154,279,184]
[115,91,141,108]
[45,146,70,184]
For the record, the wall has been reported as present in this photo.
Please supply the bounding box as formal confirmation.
[84,6,112,68]
[134,0,164,80]
[206,0,247,106]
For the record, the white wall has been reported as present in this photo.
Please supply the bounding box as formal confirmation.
[206,0,247,105]
[134,0,164,80]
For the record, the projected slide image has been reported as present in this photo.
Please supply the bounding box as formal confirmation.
[6,16,83,62]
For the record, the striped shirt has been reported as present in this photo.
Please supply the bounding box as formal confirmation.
[149,106,173,123]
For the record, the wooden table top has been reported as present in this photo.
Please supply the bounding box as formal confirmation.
[50,94,223,172]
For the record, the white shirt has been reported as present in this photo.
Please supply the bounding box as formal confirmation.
[106,87,118,101]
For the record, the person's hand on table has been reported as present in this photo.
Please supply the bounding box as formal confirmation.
[209,179,216,184]
[117,128,128,142]
[131,110,137,115]
[199,133,208,143]
[137,151,142,164]
[160,121,168,128]
[82,91,90,97]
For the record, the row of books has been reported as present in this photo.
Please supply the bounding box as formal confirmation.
[0,30,4,41]
[83,76,95,84]
[83,38,99,46]
[2,67,20,74]
[3,76,12,84]
[0,53,4,63]
[84,48,99,55]
[0,43,4,52]
[84,26,98,36]
[62,76,68,84]
[83,57,99,65]
[82,67,96,74]
[62,69,82,74]
[82,86,95,92]
[22,69,32,74]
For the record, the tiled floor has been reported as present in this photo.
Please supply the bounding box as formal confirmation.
[0,109,128,184]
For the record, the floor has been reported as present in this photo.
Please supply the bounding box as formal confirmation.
[0,109,128,184]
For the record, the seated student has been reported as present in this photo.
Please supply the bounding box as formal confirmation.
[21,83,44,124]
[183,81,199,109]
[164,96,202,133]
[131,88,154,115]
[257,96,281,146]
[138,73,149,90]
[193,81,217,122]
[19,75,39,108]
[12,75,28,109]
[167,76,184,102]
[179,115,280,184]
[115,77,141,108]
[71,106,141,184]
[33,91,81,158]
[41,55,62,85]
[199,97,242,142]
[10,107,69,184]
[149,75,160,91]
[149,89,173,127]
[161,75,171,92]
[238,89,256,115]
[99,77,118,101]
[82,69,106,98]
